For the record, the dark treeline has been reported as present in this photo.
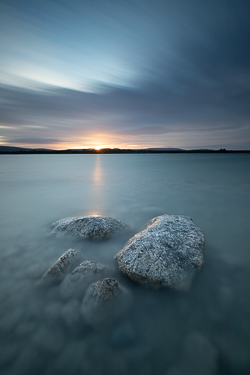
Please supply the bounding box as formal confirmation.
[0,147,250,154]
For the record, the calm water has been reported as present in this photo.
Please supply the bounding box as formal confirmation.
[0,154,250,375]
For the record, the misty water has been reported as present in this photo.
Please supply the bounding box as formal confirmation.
[0,154,250,375]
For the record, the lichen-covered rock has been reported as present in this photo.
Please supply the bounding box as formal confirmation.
[42,249,82,284]
[81,278,132,327]
[115,215,205,291]
[60,261,110,299]
[50,215,130,240]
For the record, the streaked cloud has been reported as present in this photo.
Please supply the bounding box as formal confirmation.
[0,0,250,149]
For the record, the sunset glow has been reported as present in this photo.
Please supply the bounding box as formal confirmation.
[0,0,250,150]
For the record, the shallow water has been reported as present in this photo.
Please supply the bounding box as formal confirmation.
[0,154,250,375]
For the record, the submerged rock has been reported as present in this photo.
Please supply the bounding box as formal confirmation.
[50,215,130,240]
[110,320,136,348]
[81,278,132,327]
[61,299,81,326]
[115,215,205,290]
[167,332,218,375]
[60,260,110,299]
[42,249,82,284]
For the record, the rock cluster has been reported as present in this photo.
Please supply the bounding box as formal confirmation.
[50,215,130,240]
[60,260,110,299]
[41,250,131,328]
[115,215,205,290]
[42,214,205,329]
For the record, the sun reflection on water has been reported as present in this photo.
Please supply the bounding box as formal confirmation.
[93,154,102,185]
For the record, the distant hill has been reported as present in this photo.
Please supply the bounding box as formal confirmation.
[0,146,51,153]
[145,148,185,151]
[0,146,31,153]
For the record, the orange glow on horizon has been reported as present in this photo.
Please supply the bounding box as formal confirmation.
[93,145,108,150]
[3,131,153,150]
[3,132,179,150]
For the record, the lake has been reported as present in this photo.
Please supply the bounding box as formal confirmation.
[0,154,250,375]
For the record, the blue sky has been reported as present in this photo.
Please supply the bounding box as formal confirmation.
[1,0,250,149]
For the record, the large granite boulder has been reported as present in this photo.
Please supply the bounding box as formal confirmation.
[60,260,110,299]
[51,215,130,240]
[42,249,82,284]
[81,278,132,327]
[115,215,205,290]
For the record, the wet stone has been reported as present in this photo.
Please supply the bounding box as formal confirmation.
[50,215,130,240]
[42,249,82,285]
[81,278,132,328]
[60,260,110,300]
[115,215,205,291]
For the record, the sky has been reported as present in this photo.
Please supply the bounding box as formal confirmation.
[0,0,250,150]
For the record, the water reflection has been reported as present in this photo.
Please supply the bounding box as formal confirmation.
[92,154,102,185]
[88,155,104,215]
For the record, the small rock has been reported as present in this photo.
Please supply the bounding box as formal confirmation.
[42,249,81,284]
[50,215,130,240]
[115,215,205,290]
[81,278,132,327]
[60,260,110,299]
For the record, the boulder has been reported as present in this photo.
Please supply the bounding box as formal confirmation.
[115,215,205,290]
[81,278,132,327]
[50,215,130,240]
[60,260,110,299]
[42,249,81,284]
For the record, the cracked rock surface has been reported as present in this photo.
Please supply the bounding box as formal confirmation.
[50,215,130,240]
[42,249,82,284]
[115,215,205,290]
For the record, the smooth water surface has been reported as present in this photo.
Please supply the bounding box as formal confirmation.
[0,154,250,375]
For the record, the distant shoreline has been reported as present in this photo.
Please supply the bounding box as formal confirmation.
[0,147,250,155]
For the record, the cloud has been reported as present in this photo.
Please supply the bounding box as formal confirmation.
[121,126,169,136]
[8,137,60,144]
[0,0,250,148]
